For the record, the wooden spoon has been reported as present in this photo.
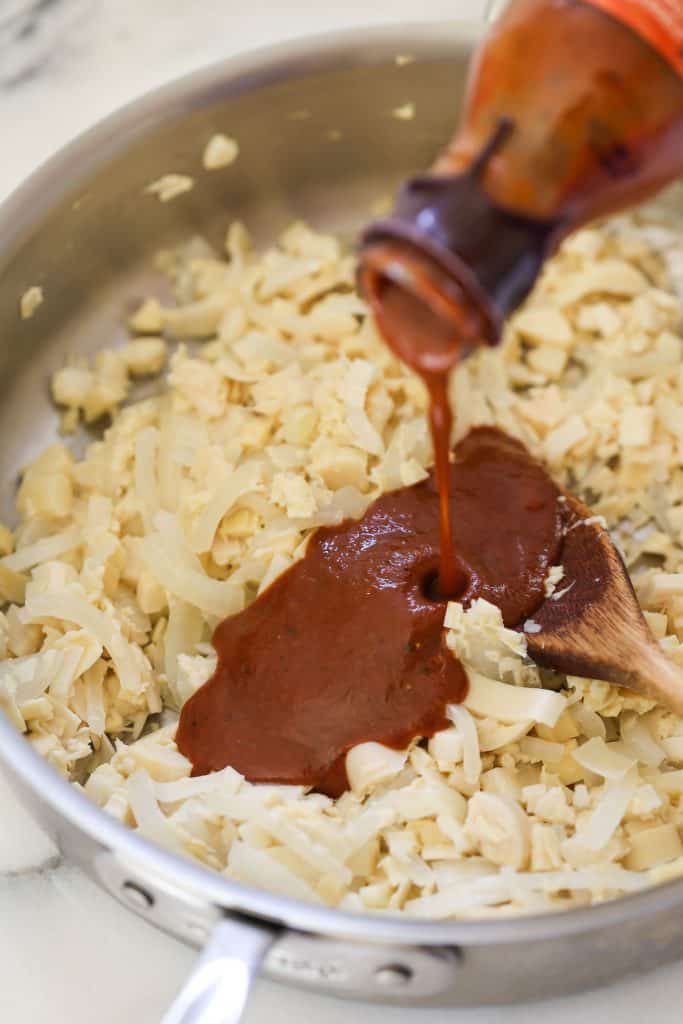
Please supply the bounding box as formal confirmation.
[523,494,683,716]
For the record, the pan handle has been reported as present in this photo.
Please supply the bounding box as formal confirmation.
[162,916,276,1024]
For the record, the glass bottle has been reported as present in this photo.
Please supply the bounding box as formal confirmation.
[359,0,683,373]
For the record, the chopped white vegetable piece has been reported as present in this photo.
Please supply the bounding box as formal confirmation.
[20,286,43,320]
[202,133,239,170]
[146,174,194,202]
[463,670,567,727]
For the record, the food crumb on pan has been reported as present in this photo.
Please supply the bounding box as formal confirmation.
[128,297,164,334]
[20,286,43,320]
[395,54,415,66]
[146,174,195,202]
[544,565,565,599]
[0,524,14,557]
[121,337,168,377]
[202,133,240,171]
[4,195,683,917]
[392,102,416,120]
[51,350,130,425]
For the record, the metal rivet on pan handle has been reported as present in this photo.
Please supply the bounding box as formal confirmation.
[374,963,414,987]
[121,880,155,911]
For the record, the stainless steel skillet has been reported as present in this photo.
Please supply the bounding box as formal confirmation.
[2,17,683,1024]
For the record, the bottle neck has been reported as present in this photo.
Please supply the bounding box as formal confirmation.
[361,164,560,357]
[358,238,495,376]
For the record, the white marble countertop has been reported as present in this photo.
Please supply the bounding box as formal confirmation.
[2,2,683,1022]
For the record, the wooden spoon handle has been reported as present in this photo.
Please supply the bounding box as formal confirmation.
[631,641,683,717]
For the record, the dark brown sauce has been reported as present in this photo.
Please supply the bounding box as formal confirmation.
[176,427,564,796]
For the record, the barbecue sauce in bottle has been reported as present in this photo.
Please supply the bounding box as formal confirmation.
[359,0,683,598]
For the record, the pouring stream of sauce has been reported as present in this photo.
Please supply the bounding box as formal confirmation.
[361,260,488,599]
[425,371,461,599]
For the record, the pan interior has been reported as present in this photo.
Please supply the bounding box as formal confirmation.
[0,40,471,523]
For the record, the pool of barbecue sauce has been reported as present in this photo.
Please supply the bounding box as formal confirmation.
[177,284,566,796]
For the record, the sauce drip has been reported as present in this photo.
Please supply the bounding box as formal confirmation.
[426,372,460,598]
[177,427,564,796]
[361,259,488,599]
